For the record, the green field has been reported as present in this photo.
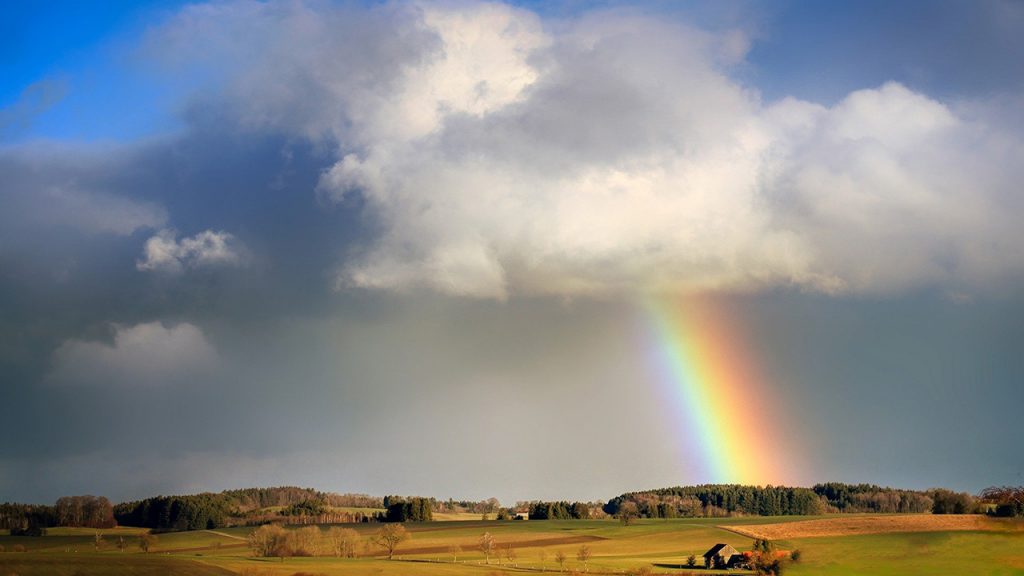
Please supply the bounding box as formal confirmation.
[2,516,1022,576]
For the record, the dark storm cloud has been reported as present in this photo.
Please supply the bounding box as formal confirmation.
[1,0,1023,505]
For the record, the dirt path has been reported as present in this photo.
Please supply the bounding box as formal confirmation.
[205,529,247,541]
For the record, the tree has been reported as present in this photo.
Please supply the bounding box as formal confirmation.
[539,548,548,572]
[448,544,462,563]
[479,531,496,564]
[117,536,126,552]
[248,524,289,558]
[94,531,104,551]
[576,544,592,572]
[327,527,359,557]
[555,549,567,572]
[751,540,784,576]
[686,554,696,567]
[374,523,409,560]
[139,532,157,553]
[617,502,639,526]
[505,544,518,567]
[289,525,321,556]
[981,486,1024,517]
[384,497,433,522]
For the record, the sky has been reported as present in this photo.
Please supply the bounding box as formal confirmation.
[1,0,1023,505]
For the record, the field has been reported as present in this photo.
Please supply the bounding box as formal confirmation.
[2,515,1022,576]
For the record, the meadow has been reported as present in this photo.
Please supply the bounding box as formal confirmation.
[2,515,1022,576]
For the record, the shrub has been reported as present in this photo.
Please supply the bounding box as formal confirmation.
[13,544,27,553]
[790,549,802,562]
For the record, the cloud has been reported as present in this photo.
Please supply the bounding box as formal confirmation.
[0,146,167,237]
[84,2,1024,299]
[0,78,67,140]
[137,229,245,273]
[48,322,218,387]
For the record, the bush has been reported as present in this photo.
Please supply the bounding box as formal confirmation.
[13,544,27,553]
[686,554,696,567]
[9,526,46,537]
[790,549,802,562]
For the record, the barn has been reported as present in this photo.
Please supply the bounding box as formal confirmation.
[702,543,744,569]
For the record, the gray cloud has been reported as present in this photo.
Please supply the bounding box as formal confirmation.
[48,322,219,387]
[0,145,167,238]
[3,0,1023,505]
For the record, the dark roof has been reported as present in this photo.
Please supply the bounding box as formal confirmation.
[703,543,739,558]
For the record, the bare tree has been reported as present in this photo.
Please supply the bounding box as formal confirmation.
[539,548,548,572]
[577,544,592,572]
[505,544,518,567]
[555,549,567,572]
[248,524,289,558]
[479,531,496,564]
[374,524,409,560]
[139,532,157,553]
[327,527,360,558]
[448,544,463,563]
[290,525,321,556]
[117,536,126,552]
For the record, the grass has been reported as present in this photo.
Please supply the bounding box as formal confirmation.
[1,515,1022,575]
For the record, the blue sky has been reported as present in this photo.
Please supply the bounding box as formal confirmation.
[8,0,1023,143]
[2,0,1023,504]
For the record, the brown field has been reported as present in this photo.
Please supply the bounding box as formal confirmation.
[724,514,1009,540]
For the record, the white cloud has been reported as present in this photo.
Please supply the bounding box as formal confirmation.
[137,229,245,274]
[48,322,218,387]
[152,1,1024,299]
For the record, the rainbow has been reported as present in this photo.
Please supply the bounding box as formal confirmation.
[642,295,794,486]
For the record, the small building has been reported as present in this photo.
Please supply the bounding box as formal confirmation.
[513,511,529,520]
[702,543,743,569]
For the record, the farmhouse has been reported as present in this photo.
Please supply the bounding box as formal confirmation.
[702,543,744,569]
[513,511,529,520]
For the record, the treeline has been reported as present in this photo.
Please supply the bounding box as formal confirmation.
[1,495,116,534]
[114,487,384,531]
[379,496,433,522]
[607,485,828,517]
[0,503,54,535]
[114,493,233,531]
[523,501,593,520]
[435,497,501,515]
[54,496,117,528]
[607,483,991,518]
[221,487,382,512]
[813,483,934,513]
